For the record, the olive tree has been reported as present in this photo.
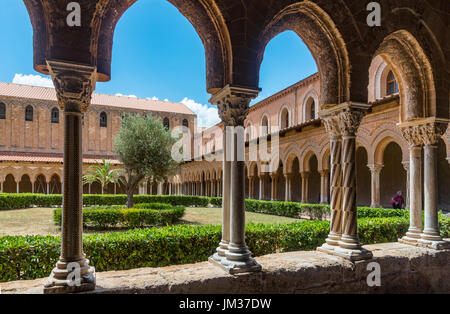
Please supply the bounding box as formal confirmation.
[113,113,179,208]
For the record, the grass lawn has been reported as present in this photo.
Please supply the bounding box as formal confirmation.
[0,207,302,236]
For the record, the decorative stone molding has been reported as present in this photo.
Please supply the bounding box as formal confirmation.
[368,164,384,174]
[210,85,260,126]
[47,60,97,113]
[398,118,449,147]
[320,102,370,137]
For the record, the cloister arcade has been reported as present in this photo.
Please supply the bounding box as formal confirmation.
[16,0,450,293]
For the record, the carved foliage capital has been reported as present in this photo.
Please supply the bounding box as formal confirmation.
[322,109,365,137]
[47,61,97,113]
[216,95,250,127]
[400,122,448,147]
[210,86,259,127]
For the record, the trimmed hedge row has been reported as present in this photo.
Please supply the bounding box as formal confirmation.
[53,205,185,229]
[0,216,419,282]
[0,194,210,210]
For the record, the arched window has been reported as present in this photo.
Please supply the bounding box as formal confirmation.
[51,107,59,123]
[25,106,34,122]
[310,101,316,120]
[280,108,290,129]
[261,116,269,136]
[100,112,107,127]
[0,102,5,119]
[386,71,398,95]
[163,117,170,130]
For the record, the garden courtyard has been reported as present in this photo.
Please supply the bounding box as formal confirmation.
[0,206,301,236]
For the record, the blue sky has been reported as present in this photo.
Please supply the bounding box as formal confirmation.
[0,0,317,127]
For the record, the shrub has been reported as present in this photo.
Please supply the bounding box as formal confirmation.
[0,194,211,210]
[2,215,446,282]
[133,203,173,210]
[53,205,185,229]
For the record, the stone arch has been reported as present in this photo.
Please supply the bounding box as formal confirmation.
[34,174,47,194]
[282,144,301,175]
[49,174,62,194]
[301,90,319,122]
[25,0,232,91]
[380,142,407,207]
[258,1,350,107]
[299,146,321,172]
[3,174,17,193]
[372,132,408,165]
[260,113,271,137]
[278,104,291,130]
[19,174,33,193]
[374,30,437,122]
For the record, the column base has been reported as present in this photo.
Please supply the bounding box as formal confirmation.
[213,257,261,275]
[43,259,95,294]
[418,238,450,250]
[324,232,341,247]
[332,246,373,262]
[212,244,262,274]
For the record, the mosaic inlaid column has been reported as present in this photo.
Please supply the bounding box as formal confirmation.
[318,103,372,261]
[368,164,383,208]
[209,85,261,274]
[44,60,96,294]
[319,117,343,252]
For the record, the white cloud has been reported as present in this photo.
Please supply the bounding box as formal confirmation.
[180,97,220,128]
[115,93,137,98]
[12,73,54,88]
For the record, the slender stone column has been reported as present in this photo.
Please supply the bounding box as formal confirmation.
[285,174,292,202]
[402,161,410,209]
[270,174,277,201]
[399,124,425,244]
[300,172,310,203]
[368,164,383,208]
[258,174,265,200]
[248,176,254,199]
[211,126,231,262]
[44,60,96,294]
[418,121,450,249]
[319,170,329,204]
[209,85,261,274]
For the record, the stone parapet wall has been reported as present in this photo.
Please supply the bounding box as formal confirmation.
[1,242,448,294]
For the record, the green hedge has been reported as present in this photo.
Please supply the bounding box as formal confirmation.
[53,205,185,229]
[0,194,210,210]
[0,215,426,282]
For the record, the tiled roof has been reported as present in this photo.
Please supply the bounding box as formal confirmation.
[0,82,195,116]
[0,152,121,165]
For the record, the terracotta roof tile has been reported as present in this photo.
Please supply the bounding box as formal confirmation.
[0,82,195,116]
[0,152,121,165]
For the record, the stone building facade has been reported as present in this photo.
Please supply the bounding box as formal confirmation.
[0,82,196,195]
[181,59,450,210]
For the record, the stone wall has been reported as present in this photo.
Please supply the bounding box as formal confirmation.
[1,243,448,294]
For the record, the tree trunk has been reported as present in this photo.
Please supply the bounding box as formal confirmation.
[127,190,134,208]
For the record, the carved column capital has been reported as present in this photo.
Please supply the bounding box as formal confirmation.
[210,85,260,126]
[398,118,449,147]
[319,169,330,177]
[47,60,97,113]
[368,164,384,174]
[319,102,370,137]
